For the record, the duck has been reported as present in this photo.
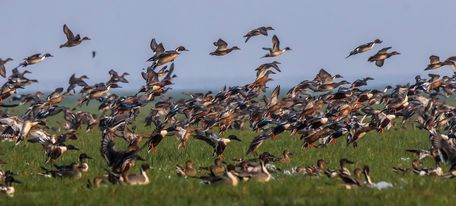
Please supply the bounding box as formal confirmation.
[17,53,53,68]
[246,132,271,156]
[53,153,92,173]
[296,159,327,176]
[338,170,362,189]
[411,159,443,176]
[45,144,80,164]
[122,164,150,185]
[67,73,89,93]
[313,69,343,85]
[362,166,393,189]
[424,55,456,72]
[200,164,239,187]
[262,35,291,58]
[279,149,292,164]
[368,47,400,67]
[405,148,435,160]
[243,26,274,43]
[59,24,90,48]
[100,130,144,174]
[248,160,272,183]
[193,130,241,157]
[429,128,456,168]
[45,87,71,107]
[210,39,240,56]
[316,80,350,92]
[145,123,176,153]
[326,158,354,177]
[40,163,83,179]
[176,160,197,177]
[147,41,188,68]
[346,39,382,58]
[0,58,13,78]
[255,61,281,76]
[202,157,226,176]
[351,77,374,88]
[0,174,21,197]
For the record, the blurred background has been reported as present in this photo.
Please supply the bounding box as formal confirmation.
[1,0,455,91]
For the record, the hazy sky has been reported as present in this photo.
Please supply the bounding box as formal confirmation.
[1,0,455,91]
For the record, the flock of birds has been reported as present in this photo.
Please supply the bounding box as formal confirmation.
[1,25,456,197]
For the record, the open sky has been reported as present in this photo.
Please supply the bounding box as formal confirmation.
[1,0,455,91]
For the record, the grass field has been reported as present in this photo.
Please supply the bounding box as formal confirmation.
[0,103,455,206]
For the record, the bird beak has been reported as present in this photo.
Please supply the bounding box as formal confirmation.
[14,179,22,184]
[346,159,355,164]
[136,156,146,161]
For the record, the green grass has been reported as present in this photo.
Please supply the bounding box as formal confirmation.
[0,107,455,205]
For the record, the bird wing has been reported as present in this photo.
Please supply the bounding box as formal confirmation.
[63,24,75,40]
[272,35,280,51]
[150,38,158,51]
[430,129,456,165]
[377,47,392,54]
[246,133,270,155]
[259,27,268,35]
[429,55,440,64]
[445,56,456,62]
[28,53,42,60]
[214,39,228,49]
[375,60,385,67]
[314,68,333,84]
[270,85,280,106]
[0,64,5,78]
[194,131,218,148]
[155,43,165,55]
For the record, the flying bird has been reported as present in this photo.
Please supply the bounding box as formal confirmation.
[262,35,291,58]
[368,47,400,67]
[346,39,382,58]
[210,39,240,56]
[60,24,91,48]
[243,26,274,43]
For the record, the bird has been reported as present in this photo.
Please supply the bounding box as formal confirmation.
[193,131,241,157]
[424,55,456,73]
[0,174,21,197]
[39,163,84,179]
[121,163,151,185]
[368,47,400,67]
[67,74,89,93]
[59,24,91,48]
[243,26,274,43]
[199,164,239,186]
[176,160,197,177]
[262,35,291,58]
[53,153,92,173]
[210,39,240,56]
[246,132,271,156]
[405,149,435,160]
[346,39,382,58]
[147,38,188,68]
[313,69,343,85]
[17,53,53,68]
